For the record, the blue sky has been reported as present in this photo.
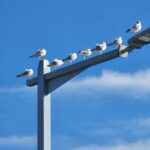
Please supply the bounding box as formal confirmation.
[0,0,150,150]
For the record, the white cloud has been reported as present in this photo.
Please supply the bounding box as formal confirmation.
[58,69,150,100]
[0,135,36,146]
[72,139,150,150]
[52,135,76,150]
[2,69,150,100]
[86,117,150,137]
[0,86,36,93]
[89,127,115,136]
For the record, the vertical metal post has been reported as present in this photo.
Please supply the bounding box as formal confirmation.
[37,60,51,150]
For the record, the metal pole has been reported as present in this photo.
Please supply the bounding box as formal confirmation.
[25,28,150,150]
[37,60,51,150]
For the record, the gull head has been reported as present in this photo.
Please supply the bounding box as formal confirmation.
[71,52,77,57]
[29,69,33,74]
[117,37,122,40]
[53,58,58,61]
[102,41,107,45]
[41,48,47,53]
[86,48,91,52]
[26,69,33,75]
[136,20,141,24]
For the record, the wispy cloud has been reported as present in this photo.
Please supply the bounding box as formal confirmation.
[0,86,36,94]
[72,139,150,150]
[52,118,150,150]
[57,69,150,100]
[83,117,150,140]
[52,135,76,150]
[0,135,36,146]
[2,69,150,100]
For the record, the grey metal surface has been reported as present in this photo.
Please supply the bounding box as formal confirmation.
[128,27,150,48]
[37,60,51,150]
[48,69,83,93]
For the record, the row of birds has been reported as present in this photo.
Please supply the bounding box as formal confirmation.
[17,20,142,78]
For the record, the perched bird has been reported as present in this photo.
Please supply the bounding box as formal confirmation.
[30,48,47,59]
[63,53,77,63]
[17,69,33,78]
[92,42,107,54]
[126,20,142,33]
[48,58,64,68]
[107,37,123,47]
[78,48,92,59]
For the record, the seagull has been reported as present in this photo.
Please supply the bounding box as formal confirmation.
[63,53,77,64]
[78,48,92,59]
[92,42,107,54]
[30,48,47,59]
[17,69,33,78]
[126,20,142,33]
[47,58,64,68]
[107,37,123,47]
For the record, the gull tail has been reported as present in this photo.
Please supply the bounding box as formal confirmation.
[126,28,130,33]
[63,58,67,62]
[29,54,35,58]
[107,43,113,46]
[16,74,21,77]
[47,64,51,67]
[91,48,96,52]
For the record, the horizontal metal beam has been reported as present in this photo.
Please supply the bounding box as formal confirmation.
[128,27,150,48]
[26,46,134,87]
